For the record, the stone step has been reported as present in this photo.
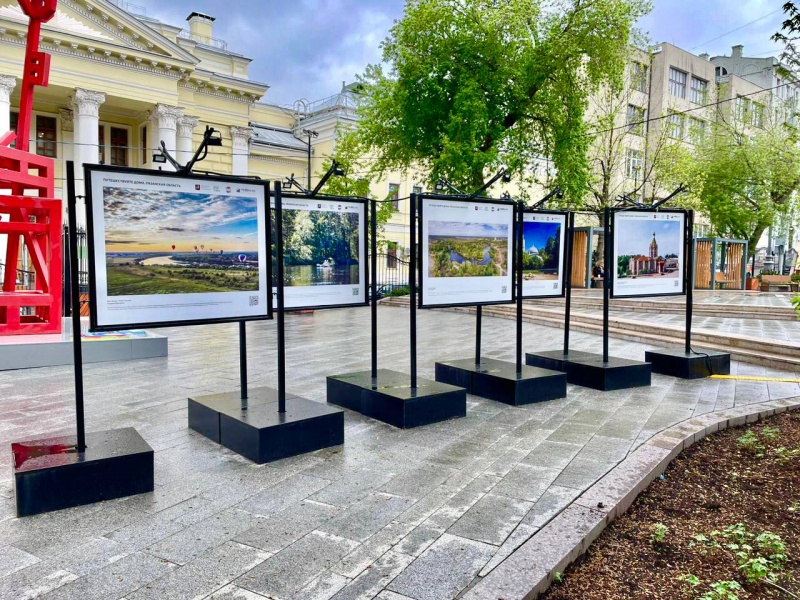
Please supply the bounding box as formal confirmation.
[380,297,800,372]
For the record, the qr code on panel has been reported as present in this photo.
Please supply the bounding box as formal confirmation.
[249,296,259,306]
[501,286,507,294]
[352,288,360,296]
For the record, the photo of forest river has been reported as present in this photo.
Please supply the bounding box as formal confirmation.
[284,264,359,286]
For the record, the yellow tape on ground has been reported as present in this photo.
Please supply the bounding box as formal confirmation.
[711,375,800,383]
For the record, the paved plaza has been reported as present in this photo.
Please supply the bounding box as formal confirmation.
[0,305,799,600]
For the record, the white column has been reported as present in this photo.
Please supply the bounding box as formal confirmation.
[230,126,252,176]
[149,104,183,170]
[69,88,105,226]
[0,75,17,135]
[0,77,12,282]
[176,116,199,166]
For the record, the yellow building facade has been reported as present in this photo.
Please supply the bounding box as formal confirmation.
[0,0,429,278]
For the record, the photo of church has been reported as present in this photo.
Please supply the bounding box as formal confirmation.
[616,220,682,279]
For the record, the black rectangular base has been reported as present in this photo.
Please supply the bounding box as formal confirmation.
[188,388,344,464]
[645,348,731,379]
[12,428,154,517]
[434,358,567,406]
[326,369,466,428]
[527,350,651,391]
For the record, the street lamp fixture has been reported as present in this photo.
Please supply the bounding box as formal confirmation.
[301,128,318,190]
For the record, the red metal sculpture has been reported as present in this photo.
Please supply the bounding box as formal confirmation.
[0,0,60,335]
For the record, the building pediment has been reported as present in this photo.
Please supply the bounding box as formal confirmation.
[0,0,198,68]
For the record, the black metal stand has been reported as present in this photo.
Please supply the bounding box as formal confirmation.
[645,210,730,378]
[327,193,466,427]
[563,211,575,355]
[239,321,248,404]
[435,201,566,406]
[13,161,154,517]
[189,182,344,462]
[526,207,650,391]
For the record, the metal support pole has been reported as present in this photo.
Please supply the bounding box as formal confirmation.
[475,306,482,366]
[515,201,524,374]
[371,198,378,382]
[603,207,611,363]
[409,194,418,390]
[66,161,86,452]
[239,321,248,405]
[685,210,694,354]
[563,212,575,356]
[274,183,286,413]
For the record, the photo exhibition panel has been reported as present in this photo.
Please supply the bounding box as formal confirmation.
[612,210,686,298]
[420,197,514,308]
[272,196,367,310]
[86,167,270,330]
[521,211,567,298]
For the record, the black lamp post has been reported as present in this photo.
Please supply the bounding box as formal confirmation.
[302,128,318,190]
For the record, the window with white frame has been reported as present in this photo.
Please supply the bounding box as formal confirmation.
[630,61,648,93]
[690,76,707,104]
[668,67,687,98]
[751,102,765,128]
[626,104,646,135]
[688,117,706,142]
[625,148,643,179]
[667,112,685,140]
[735,96,750,122]
[388,183,400,210]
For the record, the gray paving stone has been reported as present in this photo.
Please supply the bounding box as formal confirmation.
[207,584,271,599]
[145,508,260,565]
[388,534,495,600]
[330,550,413,600]
[291,571,350,600]
[0,545,39,578]
[379,463,456,500]
[392,524,445,557]
[552,457,612,491]
[318,493,415,543]
[234,501,341,553]
[332,521,415,579]
[519,440,582,470]
[236,531,358,600]
[0,563,79,600]
[38,552,176,600]
[52,537,130,576]
[310,468,394,507]
[490,463,561,503]
[522,485,583,528]
[448,493,533,546]
[126,541,269,600]
[238,474,331,518]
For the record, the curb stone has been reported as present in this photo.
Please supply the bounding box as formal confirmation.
[460,396,800,600]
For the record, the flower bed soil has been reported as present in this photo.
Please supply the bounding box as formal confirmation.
[541,410,800,600]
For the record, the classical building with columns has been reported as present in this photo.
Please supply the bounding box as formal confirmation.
[0,0,431,286]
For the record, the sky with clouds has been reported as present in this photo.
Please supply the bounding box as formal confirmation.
[429,221,509,238]
[617,220,681,256]
[103,187,258,252]
[135,0,790,106]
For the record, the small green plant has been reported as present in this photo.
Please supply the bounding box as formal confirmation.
[678,572,701,588]
[774,446,799,464]
[789,502,800,513]
[651,522,669,544]
[553,571,564,584]
[792,293,800,318]
[736,430,765,456]
[698,580,742,600]
[760,426,781,441]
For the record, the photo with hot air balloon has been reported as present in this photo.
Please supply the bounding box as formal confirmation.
[101,186,261,296]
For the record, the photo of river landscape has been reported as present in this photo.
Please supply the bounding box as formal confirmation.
[427,221,509,278]
[100,186,261,296]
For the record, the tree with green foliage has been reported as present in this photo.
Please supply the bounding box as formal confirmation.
[343,0,651,202]
[677,87,800,256]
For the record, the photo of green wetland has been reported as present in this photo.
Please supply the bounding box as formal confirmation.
[428,220,509,277]
[102,186,261,296]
